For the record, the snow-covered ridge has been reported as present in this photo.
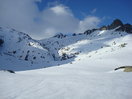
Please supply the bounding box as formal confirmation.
[0,19,132,71]
[40,29,127,60]
[0,27,54,70]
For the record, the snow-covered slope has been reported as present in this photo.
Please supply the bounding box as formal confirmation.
[0,27,54,70]
[0,26,131,71]
[0,33,132,99]
[0,22,132,99]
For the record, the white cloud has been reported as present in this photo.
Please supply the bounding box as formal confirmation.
[78,16,101,32]
[0,0,101,39]
[0,0,39,37]
[50,5,70,15]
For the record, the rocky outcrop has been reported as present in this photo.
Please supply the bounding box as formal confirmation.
[0,39,4,46]
[108,19,123,30]
[123,24,132,33]
[100,26,107,30]
[0,69,15,73]
[100,19,132,33]
[54,33,66,38]
[115,66,132,72]
[84,19,132,34]
[84,29,97,35]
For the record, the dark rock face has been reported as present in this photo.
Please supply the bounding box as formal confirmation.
[84,19,132,34]
[7,70,15,73]
[0,39,4,46]
[123,24,132,33]
[0,70,15,73]
[108,19,123,30]
[84,19,132,35]
[83,19,132,35]
[84,29,97,35]
[54,33,66,38]
[104,19,132,33]
[114,66,132,72]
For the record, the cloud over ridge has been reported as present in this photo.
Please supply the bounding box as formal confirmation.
[0,0,101,39]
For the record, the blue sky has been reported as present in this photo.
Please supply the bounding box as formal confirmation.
[36,0,132,25]
[0,0,131,39]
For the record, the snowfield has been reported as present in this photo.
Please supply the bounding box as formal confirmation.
[0,27,132,99]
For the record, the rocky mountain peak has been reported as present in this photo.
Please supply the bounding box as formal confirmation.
[108,19,123,30]
[112,19,123,26]
[99,19,132,33]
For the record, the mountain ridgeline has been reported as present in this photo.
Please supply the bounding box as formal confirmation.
[84,19,132,34]
[0,19,132,71]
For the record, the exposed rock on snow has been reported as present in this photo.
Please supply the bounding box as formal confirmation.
[115,66,132,72]
[0,39,4,46]
[98,19,132,33]
[0,69,15,73]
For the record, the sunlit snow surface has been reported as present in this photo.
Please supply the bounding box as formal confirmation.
[0,27,132,99]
